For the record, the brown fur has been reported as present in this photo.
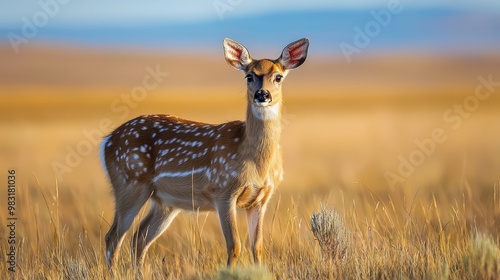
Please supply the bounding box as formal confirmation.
[101,38,308,269]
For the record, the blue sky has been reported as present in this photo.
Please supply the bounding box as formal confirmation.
[1,0,499,55]
[1,0,500,27]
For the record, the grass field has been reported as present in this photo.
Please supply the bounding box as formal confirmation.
[1,46,500,279]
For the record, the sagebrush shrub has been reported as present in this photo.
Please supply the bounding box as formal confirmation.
[310,206,349,260]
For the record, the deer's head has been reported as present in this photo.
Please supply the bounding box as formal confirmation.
[223,38,309,120]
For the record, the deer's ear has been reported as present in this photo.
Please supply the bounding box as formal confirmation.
[223,38,252,71]
[278,38,309,70]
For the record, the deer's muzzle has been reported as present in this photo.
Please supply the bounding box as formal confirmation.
[254,89,272,105]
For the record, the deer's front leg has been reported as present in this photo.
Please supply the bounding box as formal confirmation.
[246,201,268,265]
[216,199,241,266]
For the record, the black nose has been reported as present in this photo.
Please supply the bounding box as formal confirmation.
[254,89,272,103]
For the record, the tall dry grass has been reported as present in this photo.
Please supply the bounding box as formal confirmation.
[1,170,498,279]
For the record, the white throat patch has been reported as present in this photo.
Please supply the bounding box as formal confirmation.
[251,103,280,121]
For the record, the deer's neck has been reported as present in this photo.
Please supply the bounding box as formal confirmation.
[242,103,282,172]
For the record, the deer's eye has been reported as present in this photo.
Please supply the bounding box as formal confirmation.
[245,74,254,83]
[275,75,283,83]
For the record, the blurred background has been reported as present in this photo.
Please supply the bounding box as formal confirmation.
[1,0,500,264]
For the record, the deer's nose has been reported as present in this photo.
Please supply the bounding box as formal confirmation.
[254,89,272,104]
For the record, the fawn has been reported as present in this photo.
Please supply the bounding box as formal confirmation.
[101,38,309,268]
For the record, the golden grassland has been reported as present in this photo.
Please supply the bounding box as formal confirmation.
[1,47,500,279]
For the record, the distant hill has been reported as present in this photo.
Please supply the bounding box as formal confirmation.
[1,8,500,55]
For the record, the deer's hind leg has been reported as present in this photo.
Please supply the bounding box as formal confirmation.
[131,200,180,267]
[105,179,150,268]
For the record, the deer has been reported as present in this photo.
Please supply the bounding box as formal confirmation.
[100,37,309,269]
